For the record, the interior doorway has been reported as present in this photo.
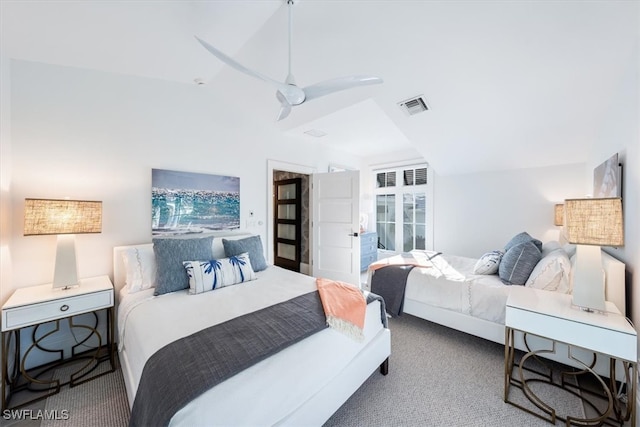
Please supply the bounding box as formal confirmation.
[272,169,310,274]
[273,177,303,272]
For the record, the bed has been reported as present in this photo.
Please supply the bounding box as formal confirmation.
[366,232,627,379]
[113,232,391,426]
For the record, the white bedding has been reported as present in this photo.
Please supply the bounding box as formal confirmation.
[368,253,512,324]
[119,265,386,426]
[403,253,511,324]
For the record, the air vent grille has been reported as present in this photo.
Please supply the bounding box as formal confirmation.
[398,95,429,116]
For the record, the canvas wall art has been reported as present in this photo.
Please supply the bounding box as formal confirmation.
[593,153,622,198]
[152,168,240,235]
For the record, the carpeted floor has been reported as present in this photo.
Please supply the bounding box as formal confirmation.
[7,314,615,426]
[41,362,130,427]
[324,314,585,426]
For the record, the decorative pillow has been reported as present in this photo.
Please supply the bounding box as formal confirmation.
[473,250,504,275]
[563,243,577,259]
[504,232,542,253]
[153,236,214,296]
[541,240,561,258]
[223,235,268,272]
[122,246,157,293]
[183,253,256,295]
[499,241,541,286]
[525,248,571,293]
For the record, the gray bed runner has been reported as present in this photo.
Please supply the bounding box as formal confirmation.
[129,291,328,427]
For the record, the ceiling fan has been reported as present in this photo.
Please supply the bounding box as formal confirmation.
[195,0,383,121]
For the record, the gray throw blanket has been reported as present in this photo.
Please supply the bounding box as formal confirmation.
[129,291,328,427]
[371,265,414,316]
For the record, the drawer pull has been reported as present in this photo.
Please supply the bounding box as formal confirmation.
[60,304,70,312]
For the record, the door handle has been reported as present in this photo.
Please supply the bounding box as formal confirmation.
[349,232,359,237]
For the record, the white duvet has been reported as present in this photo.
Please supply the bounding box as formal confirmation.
[393,253,511,324]
[118,265,385,427]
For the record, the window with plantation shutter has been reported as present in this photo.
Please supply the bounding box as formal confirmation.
[376,171,396,188]
[373,164,432,252]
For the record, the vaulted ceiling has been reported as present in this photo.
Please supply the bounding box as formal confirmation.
[1,0,637,174]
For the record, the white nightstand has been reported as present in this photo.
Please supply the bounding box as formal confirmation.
[1,275,115,410]
[504,286,637,426]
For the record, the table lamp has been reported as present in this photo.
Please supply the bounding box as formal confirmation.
[24,198,102,289]
[553,204,564,226]
[564,197,623,312]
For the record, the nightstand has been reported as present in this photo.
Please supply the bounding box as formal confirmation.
[1,275,115,410]
[504,286,636,426]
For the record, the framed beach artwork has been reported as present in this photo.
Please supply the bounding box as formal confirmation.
[593,153,622,198]
[152,168,240,235]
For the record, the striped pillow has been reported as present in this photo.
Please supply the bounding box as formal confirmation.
[183,253,256,295]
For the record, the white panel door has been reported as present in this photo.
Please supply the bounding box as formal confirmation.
[312,170,360,285]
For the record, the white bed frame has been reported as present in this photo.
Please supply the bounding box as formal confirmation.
[112,235,391,425]
[403,250,627,379]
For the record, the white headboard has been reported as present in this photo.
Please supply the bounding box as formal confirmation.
[602,250,626,316]
[113,231,254,297]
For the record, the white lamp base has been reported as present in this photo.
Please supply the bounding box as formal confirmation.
[572,244,606,312]
[53,234,79,289]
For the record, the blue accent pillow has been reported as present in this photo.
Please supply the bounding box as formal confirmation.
[504,231,542,253]
[222,235,268,272]
[153,236,214,295]
[498,241,541,286]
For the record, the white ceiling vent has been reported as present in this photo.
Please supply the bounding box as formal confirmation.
[398,95,429,116]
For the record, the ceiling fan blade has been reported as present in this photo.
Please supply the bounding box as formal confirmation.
[303,75,383,102]
[195,36,305,104]
[276,91,292,121]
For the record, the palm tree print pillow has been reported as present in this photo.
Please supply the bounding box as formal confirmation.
[183,252,256,294]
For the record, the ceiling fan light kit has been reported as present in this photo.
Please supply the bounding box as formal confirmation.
[195,0,382,121]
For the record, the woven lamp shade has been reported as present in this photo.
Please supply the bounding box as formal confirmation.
[564,198,623,246]
[554,204,564,226]
[24,199,102,236]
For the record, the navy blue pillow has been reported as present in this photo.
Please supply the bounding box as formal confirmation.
[153,236,214,295]
[498,241,541,286]
[223,235,268,272]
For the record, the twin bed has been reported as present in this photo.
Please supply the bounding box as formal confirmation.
[113,233,390,426]
[366,236,627,378]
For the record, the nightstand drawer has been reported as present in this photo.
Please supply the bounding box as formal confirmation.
[3,290,112,331]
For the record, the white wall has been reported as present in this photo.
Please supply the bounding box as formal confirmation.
[3,59,362,297]
[587,44,639,323]
[1,53,12,305]
[432,163,586,258]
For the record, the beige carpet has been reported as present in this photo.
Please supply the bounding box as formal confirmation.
[35,314,602,426]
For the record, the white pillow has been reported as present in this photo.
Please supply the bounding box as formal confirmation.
[563,243,577,258]
[122,247,157,293]
[473,250,504,275]
[183,252,256,295]
[525,248,571,293]
[541,241,561,258]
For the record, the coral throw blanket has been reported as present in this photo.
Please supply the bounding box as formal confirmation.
[316,278,366,342]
